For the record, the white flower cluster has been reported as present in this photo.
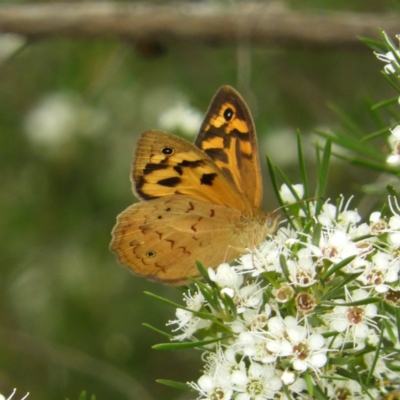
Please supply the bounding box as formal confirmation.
[375,33,400,165]
[386,125,400,165]
[374,33,400,75]
[168,188,400,399]
[158,101,203,136]
[0,389,29,400]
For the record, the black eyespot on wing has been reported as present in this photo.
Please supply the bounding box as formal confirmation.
[161,146,174,155]
[200,173,217,186]
[223,107,234,121]
[146,251,156,258]
[157,177,181,187]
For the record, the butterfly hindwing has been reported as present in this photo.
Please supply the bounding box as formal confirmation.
[110,196,245,284]
[195,85,263,208]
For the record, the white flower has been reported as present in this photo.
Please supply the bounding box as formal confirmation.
[195,374,233,400]
[233,363,282,400]
[265,316,328,372]
[233,283,264,314]
[370,211,381,223]
[251,341,277,364]
[184,289,205,311]
[377,51,398,74]
[317,196,361,229]
[287,248,317,287]
[240,240,284,276]
[388,125,400,148]
[389,213,400,230]
[0,390,29,400]
[229,307,271,354]
[386,153,400,164]
[366,331,380,347]
[326,379,365,400]
[167,289,210,339]
[318,203,337,226]
[168,312,211,340]
[287,378,307,396]
[339,253,369,276]
[312,229,361,264]
[274,284,295,303]
[245,305,271,331]
[287,328,327,372]
[375,33,400,74]
[369,213,388,235]
[388,196,400,244]
[387,126,400,164]
[266,315,297,357]
[340,209,362,227]
[190,345,248,399]
[209,263,240,287]
[24,92,108,156]
[363,352,397,380]
[280,370,295,385]
[280,183,304,204]
[158,102,203,136]
[323,289,379,343]
[357,251,400,293]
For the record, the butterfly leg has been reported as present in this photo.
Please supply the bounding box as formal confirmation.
[222,244,248,264]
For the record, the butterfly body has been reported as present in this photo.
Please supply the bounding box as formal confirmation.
[111,86,280,285]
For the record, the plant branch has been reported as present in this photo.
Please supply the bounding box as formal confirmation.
[0,2,398,48]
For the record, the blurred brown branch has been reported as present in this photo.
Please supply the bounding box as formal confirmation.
[0,2,397,48]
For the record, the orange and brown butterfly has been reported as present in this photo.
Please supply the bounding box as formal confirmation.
[385,391,400,400]
[110,85,280,285]
[379,382,400,400]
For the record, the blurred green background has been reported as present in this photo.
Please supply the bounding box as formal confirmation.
[1,1,399,399]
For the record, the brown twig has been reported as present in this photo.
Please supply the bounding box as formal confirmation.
[0,2,397,48]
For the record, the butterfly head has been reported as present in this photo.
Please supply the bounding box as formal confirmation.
[264,212,281,235]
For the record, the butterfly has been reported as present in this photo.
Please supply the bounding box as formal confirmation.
[110,85,280,285]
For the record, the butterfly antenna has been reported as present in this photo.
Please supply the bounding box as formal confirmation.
[272,196,323,214]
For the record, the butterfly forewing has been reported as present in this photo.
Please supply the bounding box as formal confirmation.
[195,86,263,208]
[132,130,252,214]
